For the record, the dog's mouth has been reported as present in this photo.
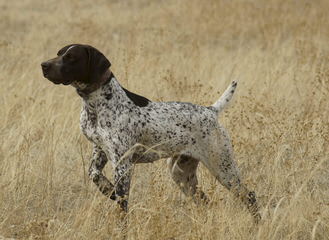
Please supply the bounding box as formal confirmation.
[61,80,72,85]
[41,62,72,85]
[43,73,53,81]
[48,78,61,85]
[42,73,59,84]
[42,69,49,78]
[49,79,72,85]
[42,72,72,85]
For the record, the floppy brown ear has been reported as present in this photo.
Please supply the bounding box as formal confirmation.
[86,45,111,83]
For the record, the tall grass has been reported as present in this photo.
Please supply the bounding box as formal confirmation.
[0,0,329,239]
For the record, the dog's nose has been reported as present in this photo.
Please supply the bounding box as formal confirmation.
[41,62,50,71]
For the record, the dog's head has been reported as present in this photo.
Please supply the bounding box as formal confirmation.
[41,44,111,86]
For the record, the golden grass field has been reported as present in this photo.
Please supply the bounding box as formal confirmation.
[1,0,329,239]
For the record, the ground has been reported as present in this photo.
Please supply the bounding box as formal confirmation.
[0,0,329,239]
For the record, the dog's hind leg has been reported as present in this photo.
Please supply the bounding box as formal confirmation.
[202,127,261,222]
[167,154,208,203]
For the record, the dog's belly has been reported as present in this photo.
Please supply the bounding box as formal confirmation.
[139,125,202,155]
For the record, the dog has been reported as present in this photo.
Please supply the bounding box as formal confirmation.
[41,44,260,221]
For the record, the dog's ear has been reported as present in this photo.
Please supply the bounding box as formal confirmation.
[57,44,75,56]
[85,45,111,82]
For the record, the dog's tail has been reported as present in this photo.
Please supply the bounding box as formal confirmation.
[211,81,237,115]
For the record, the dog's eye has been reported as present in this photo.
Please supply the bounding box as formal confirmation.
[57,50,64,56]
[64,53,76,62]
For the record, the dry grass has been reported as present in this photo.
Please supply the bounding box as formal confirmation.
[1,0,329,239]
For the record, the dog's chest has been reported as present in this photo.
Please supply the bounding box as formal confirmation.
[79,104,110,145]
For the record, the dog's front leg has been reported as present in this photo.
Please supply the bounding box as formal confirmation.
[114,158,133,212]
[88,145,116,200]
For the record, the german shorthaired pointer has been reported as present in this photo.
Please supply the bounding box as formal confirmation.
[41,44,260,221]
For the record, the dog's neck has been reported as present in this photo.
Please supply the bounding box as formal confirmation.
[77,70,151,108]
[74,70,112,99]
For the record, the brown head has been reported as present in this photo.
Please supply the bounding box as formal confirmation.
[41,44,111,89]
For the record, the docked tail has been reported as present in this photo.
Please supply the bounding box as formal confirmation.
[211,81,237,115]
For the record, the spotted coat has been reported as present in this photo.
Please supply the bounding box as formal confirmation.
[41,44,260,221]
[81,74,259,220]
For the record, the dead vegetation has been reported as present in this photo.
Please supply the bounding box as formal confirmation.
[0,0,329,239]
